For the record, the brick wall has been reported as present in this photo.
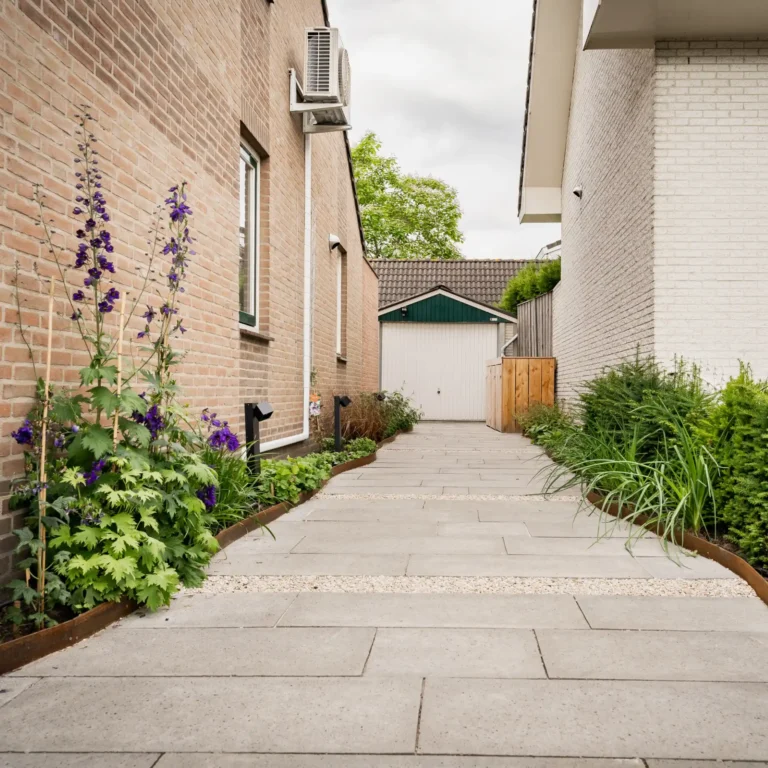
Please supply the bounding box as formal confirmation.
[553,22,656,401]
[0,0,377,581]
[654,40,768,385]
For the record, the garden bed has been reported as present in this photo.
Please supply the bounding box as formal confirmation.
[586,491,768,608]
[0,448,382,675]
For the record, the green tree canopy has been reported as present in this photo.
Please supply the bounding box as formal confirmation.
[351,131,464,260]
[498,258,561,316]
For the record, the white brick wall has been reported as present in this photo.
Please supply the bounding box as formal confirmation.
[654,41,768,385]
[553,34,656,401]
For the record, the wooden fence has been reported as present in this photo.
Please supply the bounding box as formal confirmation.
[515,291,553,358]
[486,357,556,433]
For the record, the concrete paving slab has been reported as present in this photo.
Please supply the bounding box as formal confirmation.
[291,534,506,555]
[524,519,653,538]
[503,536,684,557]
[0,756,159,768]
[264,521,440,538]
[647,762,768,768]
[208,553,409,576]
[437,522,530,537]
[419,678,768,759]
[119,593,296,628]
[306,507,478,522]
[537,629,768,682]
[478,501,583,520]
[322,485,446,495]
[217,532,306,554]
[407,554,652,578]
[638,555,738,579]
[577,596,768,632]
[156,758,644,768]
[365,628,546,678]
[328,477,428,487]
[0,677,422,754]
[303,498,426,510]
[11,627,375,678]
[278,593,588,629]
[464,486,550,496]
[0,677,39,708]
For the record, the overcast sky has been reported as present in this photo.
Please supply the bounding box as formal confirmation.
[328,0,561,260]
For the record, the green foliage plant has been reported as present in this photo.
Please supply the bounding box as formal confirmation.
[498,258,560,316]
[351,132,464,260]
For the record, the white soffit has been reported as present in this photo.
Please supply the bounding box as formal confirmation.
[584,0,768,50]
[518,0,580,224]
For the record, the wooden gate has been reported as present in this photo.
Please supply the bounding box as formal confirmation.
[485,357,555,433]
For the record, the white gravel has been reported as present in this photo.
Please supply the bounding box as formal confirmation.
[315,493,583,502]
[186,574,756,598]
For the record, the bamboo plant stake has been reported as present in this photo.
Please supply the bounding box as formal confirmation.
[37,278,55,617]
[112,293,126,450]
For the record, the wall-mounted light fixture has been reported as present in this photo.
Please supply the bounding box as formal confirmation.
[245,401,274,474]
[573,185,583,199]
[334,395,352,452]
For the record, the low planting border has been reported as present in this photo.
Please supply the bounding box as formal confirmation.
[0,444,387,674]
[586,491,768,608]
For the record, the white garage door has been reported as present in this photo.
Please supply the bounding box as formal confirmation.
[381,323,498,421]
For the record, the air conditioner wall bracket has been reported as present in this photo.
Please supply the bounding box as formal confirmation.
[289,69,351,133]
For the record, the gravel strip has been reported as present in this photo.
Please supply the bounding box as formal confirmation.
[315,493,583,502]
[186,575,756,598]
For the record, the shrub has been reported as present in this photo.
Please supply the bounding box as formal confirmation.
[337,392,389,442]
[498,258,560,316]
[380,390,422,437]
[518,402,575,447]
[706,365,768,569]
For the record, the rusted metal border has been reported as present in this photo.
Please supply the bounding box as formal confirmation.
[586,491,768,607]
[0,443,395,674]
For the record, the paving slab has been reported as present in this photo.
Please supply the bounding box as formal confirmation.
[437,522,529,537]
[322,485,446,495]
[577,596,768,632]
[0,757,159,768]
[119,593,296,628]
[156,756,645,767]
[209,553,409,576]
[0,677,38,708]
[303,498,426,510]
[278,593,588,629]
[0,676,421,754]
[502,535,683,556]
[537,629,768,682]
[477,500,583,520]
[305,506,477,522]
[328,476,429,487]
[265,521,440,538]
[365,628,545,678]
[11,627,375,678]
[647,762,768,768]
[418,678,768,759]
[637,555,738,579]
[292,534,506,555]
[407,554,652,578]
[216,532,306,553]
[524,519,653,538]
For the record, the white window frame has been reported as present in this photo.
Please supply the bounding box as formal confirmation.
[239,143,260,330]
[336,251,343,355]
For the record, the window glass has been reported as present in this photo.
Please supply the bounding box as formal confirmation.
[239,147,258,322]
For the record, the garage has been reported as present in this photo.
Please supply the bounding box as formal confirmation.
[379,287,517,421]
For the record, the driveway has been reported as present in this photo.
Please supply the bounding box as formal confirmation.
[2,423,768,765]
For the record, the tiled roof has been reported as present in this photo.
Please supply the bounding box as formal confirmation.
[369,259,533,309]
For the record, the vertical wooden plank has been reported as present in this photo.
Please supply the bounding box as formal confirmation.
[529,359,542,407]
[514,358,529,432]
[501,358,513,432]
[541,358,555,407]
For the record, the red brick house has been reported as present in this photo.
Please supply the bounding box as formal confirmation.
[0,0,379,579]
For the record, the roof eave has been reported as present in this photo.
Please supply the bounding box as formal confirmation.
[518,0,580,225]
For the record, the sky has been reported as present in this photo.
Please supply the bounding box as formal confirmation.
[328,0,561,261]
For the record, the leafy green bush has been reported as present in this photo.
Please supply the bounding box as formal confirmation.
[199,445,260,533]
[381,391,422,437]
[343,437,377,458]
[705,365,768,569]
[498,258,560,316]
[517,402,575,447]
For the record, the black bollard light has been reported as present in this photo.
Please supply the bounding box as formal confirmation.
[245,401,273,474]
[334,394,352,452]
[375,392,387,402]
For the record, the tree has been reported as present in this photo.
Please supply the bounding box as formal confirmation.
[351,131,464,260]
[498,258,561,316]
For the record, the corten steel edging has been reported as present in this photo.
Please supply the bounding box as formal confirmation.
[0,444,395,674]
[586,491,768,607]
[0,598,136,676]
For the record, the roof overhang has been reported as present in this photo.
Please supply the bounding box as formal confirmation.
[378,286,518,324]
[583,0,768,50]
[518,0,580,224]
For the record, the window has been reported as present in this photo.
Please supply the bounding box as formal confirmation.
[239,144,260,327]
[336,249,347,358]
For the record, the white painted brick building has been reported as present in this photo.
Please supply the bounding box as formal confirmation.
[518,0,768,399]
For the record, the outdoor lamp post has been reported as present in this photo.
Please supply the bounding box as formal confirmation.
[244,401,273,474]
[376,392,387,401]
[334,395,352,452]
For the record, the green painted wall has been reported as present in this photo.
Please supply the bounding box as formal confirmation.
[380,294,510,323]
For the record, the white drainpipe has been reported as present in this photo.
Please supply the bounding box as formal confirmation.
[261,134,313,452]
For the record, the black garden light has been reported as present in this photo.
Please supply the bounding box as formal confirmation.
[244,401,273,474]
[334,394,352,452]
[375,392,387,402]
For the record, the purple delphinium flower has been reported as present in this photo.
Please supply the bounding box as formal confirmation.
[132,403,164,440]
[208,422,240,452]
[83,458,107,486]
[54,435,64,449]
[11,419,34,445]
[73,290,85,302]
[196,484,217,509]
[142,306,156,323]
